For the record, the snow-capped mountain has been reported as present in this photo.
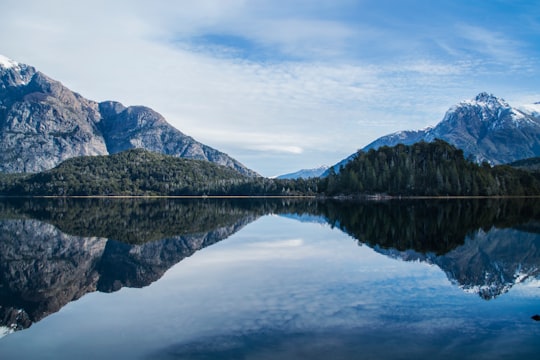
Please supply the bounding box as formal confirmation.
[326,93,540,175]
[0,55,258,176]
[277,165,329,179]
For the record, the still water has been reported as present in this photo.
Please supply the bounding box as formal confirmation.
[1,198,540,359]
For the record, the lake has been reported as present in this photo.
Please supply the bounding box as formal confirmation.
[1,198,540,359]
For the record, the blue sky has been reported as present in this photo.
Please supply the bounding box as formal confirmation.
[1,0,539,176]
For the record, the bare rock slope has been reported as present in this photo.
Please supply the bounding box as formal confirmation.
[0,55,257,176]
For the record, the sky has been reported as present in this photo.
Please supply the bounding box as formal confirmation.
[1,0,539,176]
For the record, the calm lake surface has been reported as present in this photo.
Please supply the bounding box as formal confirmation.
[1,198,540,359]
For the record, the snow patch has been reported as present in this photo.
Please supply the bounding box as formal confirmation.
[276,165,329,179]
[0,54,19,69]
[419,125,434,132]
[509,108,538,127]
[460,93,510,111]
[0,326,14,338]
[518,103,540,118]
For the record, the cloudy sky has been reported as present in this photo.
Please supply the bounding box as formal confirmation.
[1,0,539,176]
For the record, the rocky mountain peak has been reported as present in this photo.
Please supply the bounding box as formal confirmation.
[0,56,258,176]
[0,55,36,90]
[354,93,540,170]
[445,92,510,117]
[441,93,536,133]
[472,92,508,107]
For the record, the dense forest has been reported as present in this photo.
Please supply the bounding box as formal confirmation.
[0,149,317,197]
[1,140,540,197]
[320,140,540,197]
[508,157,540,172]
[317,198,540,254]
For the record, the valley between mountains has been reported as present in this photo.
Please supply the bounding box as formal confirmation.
[2,55,540,197]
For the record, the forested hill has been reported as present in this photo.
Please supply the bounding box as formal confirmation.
[0,149,317,196]
[508,157,540,172]
[0,149,249,196]
[319,140,540,197]
[1,141,540,197]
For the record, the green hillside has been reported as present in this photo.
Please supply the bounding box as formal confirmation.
[508,157,540,172]
[0,149,251,196]
[0,149,318,197]
[319,140,540,197]
[2,141,540,197]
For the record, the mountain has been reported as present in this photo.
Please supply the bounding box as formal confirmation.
[325,93,540,175]
[277,165,329,179]
[0,55,258,177]
[364,93,540,164]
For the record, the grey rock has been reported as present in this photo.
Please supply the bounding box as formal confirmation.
[0,56,258,176]
[98,101,257,176]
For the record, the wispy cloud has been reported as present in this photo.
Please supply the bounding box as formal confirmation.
[435,23,534,73]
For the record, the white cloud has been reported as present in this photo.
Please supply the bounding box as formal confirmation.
[249,144,304,155]
[457,24,521,59]
[249,238,304,248]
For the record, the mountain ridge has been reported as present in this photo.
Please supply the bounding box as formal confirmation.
[276,165,329,179]
[325,93,540,176]
[0,55,258,177]
[364,92,540,163]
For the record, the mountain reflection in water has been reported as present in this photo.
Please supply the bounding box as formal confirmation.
[1,197,540,336]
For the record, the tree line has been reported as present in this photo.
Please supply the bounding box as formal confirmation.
[0,149,318,197]
[1,141,540,197]
[319,139,540,197]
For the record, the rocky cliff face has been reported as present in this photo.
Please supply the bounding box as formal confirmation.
[0,56,257,176]
[0,61,107,172]
[98,101,255,175]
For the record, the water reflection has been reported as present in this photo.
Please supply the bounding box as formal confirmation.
[317,199,540,299]
[1,197,540,337]
[0,198,268,333]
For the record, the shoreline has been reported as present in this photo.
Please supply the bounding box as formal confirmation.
[1,194,540,200]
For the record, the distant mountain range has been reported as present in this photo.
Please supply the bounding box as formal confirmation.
[276,165,329,179]
[323,92,540,176]
[0,55,258,176]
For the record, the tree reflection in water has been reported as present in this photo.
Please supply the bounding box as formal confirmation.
[1,197,540,333]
